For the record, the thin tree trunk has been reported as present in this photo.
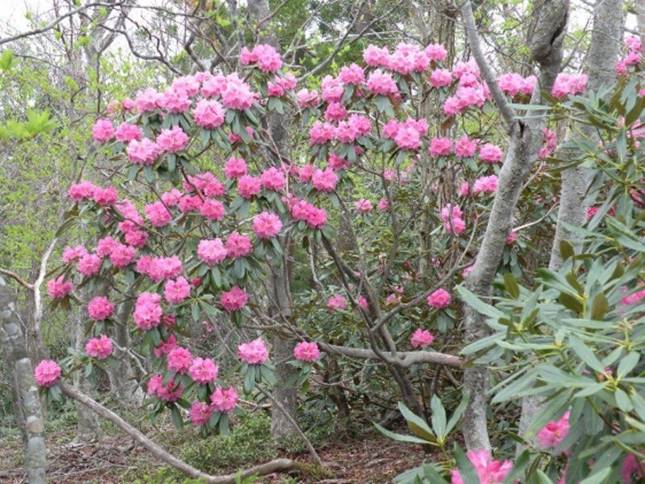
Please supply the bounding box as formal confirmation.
[0,277,47,484]
[459,0,568,451]
[519,0,624,444]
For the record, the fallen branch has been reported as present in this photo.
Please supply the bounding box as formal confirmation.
[59,383,298,483]
[320,343,463,368]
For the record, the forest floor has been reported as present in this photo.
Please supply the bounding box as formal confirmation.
[0,417,431,483]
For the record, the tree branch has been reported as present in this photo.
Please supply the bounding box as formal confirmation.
[319,343,463,368]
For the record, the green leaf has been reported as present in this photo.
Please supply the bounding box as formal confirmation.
[398,402,435,442]
[453,445,479,484]
[559,240,575,260]
[569,336,604,372]
[170,405,183,429]
[615,389,633,412]
[535,470,555,484]
[446,392,469,435]
[590,293,609,320]
[579,467,611,484]
[617,352,640,378]
[503,273,520,298]
[0,49,14,70]
[373,423,430,445]
[430,396,447,440]
[456,286,504,320]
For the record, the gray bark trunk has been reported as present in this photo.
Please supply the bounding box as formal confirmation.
[0,277,47,484]
[519,0,624,443]
[460,0,569,451]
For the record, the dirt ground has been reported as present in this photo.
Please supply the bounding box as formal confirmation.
[0,428,431,483]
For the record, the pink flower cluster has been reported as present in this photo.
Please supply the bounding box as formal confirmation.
[198,238,227,265]
[190,386,239,425]
[363,42,447,74]
[220,286,248,312]
[252,211,283,239]
[442,60,491,116]
[293,341,321,362]
[87,296,114,321]
[267,74,297,97]
[34,360,62,387]
[238,338,269,365]
[537,411,570,449]
[616,35,642,75]
[450,449,512,484]
[327,294,348,311]
[441,204,466,235]
[538,128,557,159]
[498,73,537,97]
[85,335,113,359]
[47,276,73,299]
[133,292,163,330]
[472,175,498,195]
[479,143,503,163]
[410,328,434,348]
[383,118,428,150]
[551,73,588,99]
[240,44,283,72]
[427,288,451,309]
[288,198,328,229]
[164,277,191,304]
[188,357,218,384]
[136,255,183,282]
[147,374,183,402]
[621,289,645,305]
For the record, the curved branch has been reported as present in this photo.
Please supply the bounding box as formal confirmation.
[320,343,463,368]
[59,383,298,483]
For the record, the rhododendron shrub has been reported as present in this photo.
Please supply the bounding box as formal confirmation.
[39,29,643,481]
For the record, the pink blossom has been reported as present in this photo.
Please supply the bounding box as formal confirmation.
[225,232,253,258]
[158,88,191,113]
[551,73,588,99]
[260,167,286,191]
[134,88,161,113]
[133,292,163,330]
[537,411,570,448]
[92,118,115,143]
[68,181,95,201]
[198,238,227,265]
[455,135,477,158]
[296,88,320,108]
[47,276,73,299]
[289,199,328,229]
[410,328,434,348]
[430,68,453,88]
[441,204,466,235]
[109,243,136,269]
[324,101,347,121]
[220,286,249,312]
[367,69,399,96]
[97,237,118,259]
[115,122,142,143]
[506,230,518,245]
[161,189,182,207]
[210,387,239,412]
[147,374,182,402]
[200,199,225,221]
[164,277,191,304]
[238,338,269,364]
[189,401,213,426]
[621,454,645,483]
[188,357,218,384]
[92,186,118,206]
[167,346,193,373]
[625,35,641,53]
[145,201,173,227]
[498,73,536,97]
[472,175,498,195]
[339,63,365,85]
[225,156,248,179]
[394,125,422,150]
[237,175,262,199]
[221,74,257,110]
[293,341,321,362]
[156,127,189,153]
[363,45,390,67]
[77,253,102,276]
[85,335,113,359]
[450,449,512,484]
[427,288,451,309]
[127,138,160,165]
[354,199,373,214]
[253,211,283,239]
[312,167,339,192]
[321,75,344,102]
[193,99,225,129]
[458,181,470,197]
[327,294,347,311]
[240,44,282,72]
[358,295,369,310]
[34,360,62,387]
[63,245,88,264]
[621,289,645,305]
[309,120,335,145]
[479,143,503,163]
[153,334,177,358]
[87,296,114,321]
[378,198,390,212]
[429,137,453,157]
[185,172,225,197]
[328,153,350,171]
[135,255,182,282]
[425,43,447,62]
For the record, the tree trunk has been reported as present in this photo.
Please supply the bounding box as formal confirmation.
[72,307,101,443]
[519,0,624,444]
[0,277,47,484]
[459,0,568,451]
